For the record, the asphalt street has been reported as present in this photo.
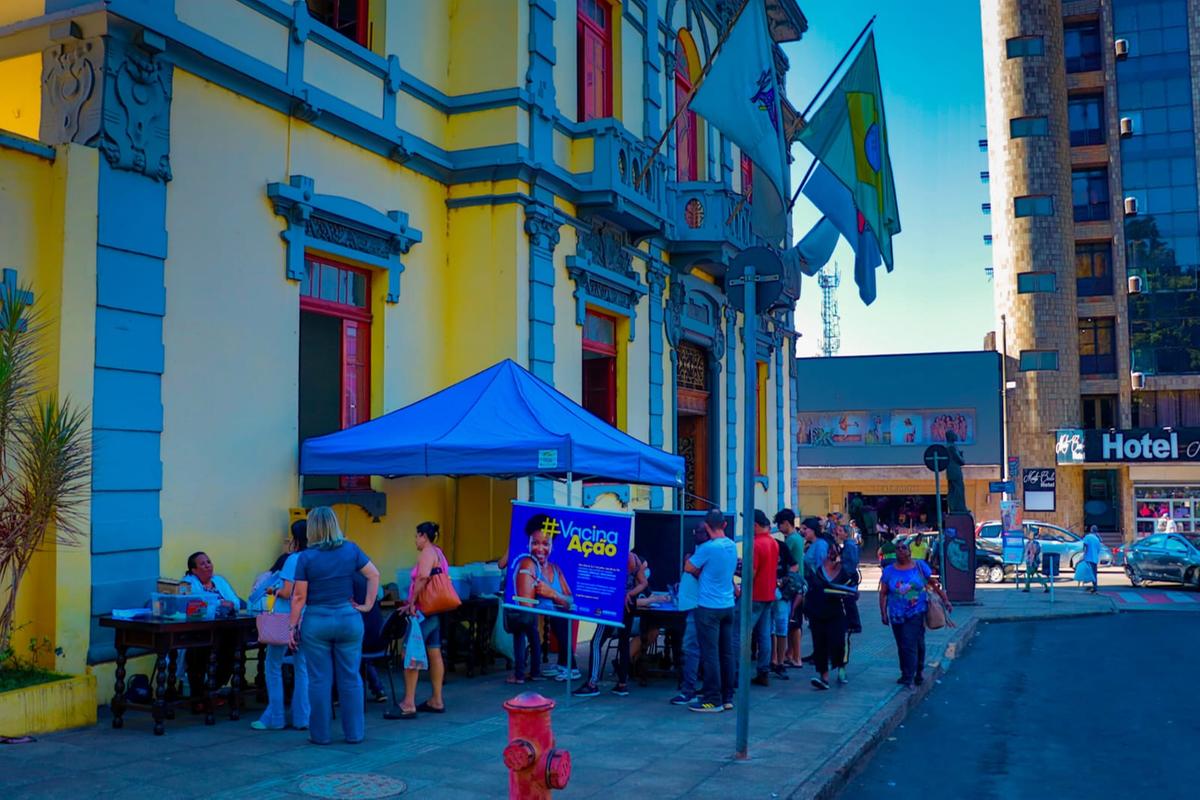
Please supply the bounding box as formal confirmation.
[841,612,1200,800]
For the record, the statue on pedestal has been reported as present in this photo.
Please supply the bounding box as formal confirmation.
[945,430,967,514]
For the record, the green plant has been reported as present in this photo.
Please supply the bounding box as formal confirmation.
[0,285,90,656]
[0,624,67,692]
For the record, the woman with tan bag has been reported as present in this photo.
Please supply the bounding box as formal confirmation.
[877,540,951,689]
[399,521,457,718]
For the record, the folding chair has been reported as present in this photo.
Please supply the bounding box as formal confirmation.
[361,609,407,720]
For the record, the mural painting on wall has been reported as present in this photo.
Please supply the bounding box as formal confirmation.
[798,409,976,447]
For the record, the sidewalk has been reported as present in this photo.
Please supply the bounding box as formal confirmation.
[0,586,1117,800]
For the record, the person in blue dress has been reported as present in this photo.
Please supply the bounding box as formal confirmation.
[878,540,952,688]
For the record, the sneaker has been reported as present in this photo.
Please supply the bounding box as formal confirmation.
[541,665,562,678]
[722,701,734,711]
[811,677,830,691]
[836,667,848,685]
[555,668,582,681]
[669,693,695,706]
[688,700,723,713]
[371,692,389,704]
[751,672,770,687]
[610,684,630,697]
[572,683,600,698]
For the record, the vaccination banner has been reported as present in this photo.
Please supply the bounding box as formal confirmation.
[504,501,633,627]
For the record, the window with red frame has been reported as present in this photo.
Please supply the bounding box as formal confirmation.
[675,40,698,181]
[577,0,612,121]
[307,0,368,47]
[741,153,754,204]
[582,310,618,426]
[299,255,372,491]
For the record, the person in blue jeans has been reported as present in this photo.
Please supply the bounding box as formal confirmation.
[669,524,708,705]
[684,510,738,713]
[252,519,310,730]
[288,507,380,745]
[878,540,951,688]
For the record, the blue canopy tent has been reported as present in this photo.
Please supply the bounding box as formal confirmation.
[300,359,684,487]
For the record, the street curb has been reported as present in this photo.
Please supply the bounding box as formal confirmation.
[788,617,981,800]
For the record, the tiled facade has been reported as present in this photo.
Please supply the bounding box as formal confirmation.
[982,0,1200,542]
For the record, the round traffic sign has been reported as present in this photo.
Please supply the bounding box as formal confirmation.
[923,444,949,473]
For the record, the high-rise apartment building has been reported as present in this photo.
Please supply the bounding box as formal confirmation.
[982,0,1200,544]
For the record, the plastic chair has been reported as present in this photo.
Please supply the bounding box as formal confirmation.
[361,610,407,720]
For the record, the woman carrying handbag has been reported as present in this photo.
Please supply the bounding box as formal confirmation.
[398,521,460,718]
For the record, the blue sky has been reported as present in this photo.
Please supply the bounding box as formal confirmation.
[783,1,993,357]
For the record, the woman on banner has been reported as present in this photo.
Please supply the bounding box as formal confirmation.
[510,513,578,680]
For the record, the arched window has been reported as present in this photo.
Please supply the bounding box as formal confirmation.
[578,0,613,121]
[675,38,698,181]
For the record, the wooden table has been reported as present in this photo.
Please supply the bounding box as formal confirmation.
[632,603,686,685]
[99,614,259,735]
[445,596,501,677]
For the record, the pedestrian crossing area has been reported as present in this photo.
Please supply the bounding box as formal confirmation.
[1100,587,1200,608]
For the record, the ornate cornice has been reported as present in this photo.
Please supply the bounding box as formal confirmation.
[566,221,646,341]
[524,202,562,253]
[41,32,173,182]
[268,175,422,302]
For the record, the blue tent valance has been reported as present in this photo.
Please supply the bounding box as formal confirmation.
[300,359,684,487]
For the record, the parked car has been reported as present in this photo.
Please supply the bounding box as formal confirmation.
[1123,533,1200,588]
[976,521,1113,569]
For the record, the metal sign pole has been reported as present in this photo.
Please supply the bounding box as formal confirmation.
[934,461,945,580]
[735,265,757,760]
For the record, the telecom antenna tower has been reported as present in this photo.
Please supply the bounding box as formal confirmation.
[817,262,841,357]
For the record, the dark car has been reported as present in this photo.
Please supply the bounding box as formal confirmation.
[895,533,1008,583]
[1124,533,1200,588]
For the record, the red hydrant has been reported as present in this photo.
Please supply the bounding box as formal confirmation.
[502,692,571,799]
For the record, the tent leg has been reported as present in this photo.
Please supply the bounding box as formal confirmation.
[566,471,573,507]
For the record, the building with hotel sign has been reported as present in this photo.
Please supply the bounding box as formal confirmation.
[794,351,1003,543]
[1056,426,1200,537]
[981,0,1200,543]
[0,0,806,691]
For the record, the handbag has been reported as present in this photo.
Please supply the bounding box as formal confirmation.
[924,594,947,630]
[256,612,291,645]
[416,547,462,615]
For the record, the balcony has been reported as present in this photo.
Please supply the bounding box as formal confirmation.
[576,121,669,237]
[665,181,756,271]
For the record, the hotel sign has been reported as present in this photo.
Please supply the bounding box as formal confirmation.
[1055,428,1200,464]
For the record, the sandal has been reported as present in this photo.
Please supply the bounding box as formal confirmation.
[416,700,445,714]
[505,675,526,685]
[397,707,417,720]
[0,736,35,745]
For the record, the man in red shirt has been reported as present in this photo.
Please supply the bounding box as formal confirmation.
[750,510,780,687]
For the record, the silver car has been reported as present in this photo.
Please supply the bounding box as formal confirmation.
[1124,533,1200,588]
[976,521,1113,569]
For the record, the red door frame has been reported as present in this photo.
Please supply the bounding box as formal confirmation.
[675,41,697,181]
[577,0,613,120]
[582,310,618,426]
[301,254,372,489]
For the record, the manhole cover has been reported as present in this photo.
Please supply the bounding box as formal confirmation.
[298,773,407,799]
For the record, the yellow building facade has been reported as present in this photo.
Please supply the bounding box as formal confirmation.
[0,0,807,688]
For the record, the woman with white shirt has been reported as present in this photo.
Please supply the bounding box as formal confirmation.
[182,551,245,712]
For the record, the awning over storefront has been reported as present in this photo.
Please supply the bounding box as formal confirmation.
[300,359,685,487]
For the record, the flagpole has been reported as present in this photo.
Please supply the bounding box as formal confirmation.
[633,0,754,190]
[800,15,876,120]
[786,156,820,213]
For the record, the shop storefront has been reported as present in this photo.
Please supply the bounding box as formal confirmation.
[1056,428,1200,541]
